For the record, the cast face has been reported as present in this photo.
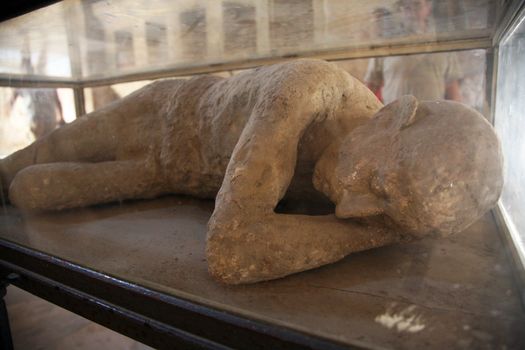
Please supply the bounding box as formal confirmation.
[333,97,503,237]
[332,97,416,220]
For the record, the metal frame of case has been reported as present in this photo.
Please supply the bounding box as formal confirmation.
[491,0,525,307]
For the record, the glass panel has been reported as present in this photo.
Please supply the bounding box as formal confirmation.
[0,0,497,81]
[223,2,257,55]
[82,49,488,116]
[0,87,75,157]
[0,3,521,348]
[494,10,525,266]
[146,22,169,65]
[83,80,151,114]
[270,0,314,49]
[333,48,488,114]
[0,3,73,78]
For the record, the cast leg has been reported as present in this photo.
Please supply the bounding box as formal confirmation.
[0,80,170,194]
[1,105,127,193]
[8,158,166,211]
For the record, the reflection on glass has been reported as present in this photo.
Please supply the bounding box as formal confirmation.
[0,2,72,77]
[362,1,490,107]
[115,30,135,69]
[83,0,108,77]
[223,2,257,55]
[391,0,495,36]
[180,7,207,60]
[270,0,314,49]
[0,88,75,157]
[365,52,462,104]
[0,0,497,81]
[335,50,486,113]
[146,22,168,65]
[10,88,64,139]
[396,0,435,36]
[494,12,525,265]
[372,7,400,39]
[457,49,487,113]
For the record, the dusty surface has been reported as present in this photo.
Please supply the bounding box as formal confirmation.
[0,197,523,349]
[0,59,504,284]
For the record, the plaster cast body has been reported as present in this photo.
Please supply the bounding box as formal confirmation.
[0,59,503,284]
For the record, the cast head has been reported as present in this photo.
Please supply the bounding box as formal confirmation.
[314,95,503,238]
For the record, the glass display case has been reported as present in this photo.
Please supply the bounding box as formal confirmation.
[493,0,525,306]
[0,1,524,349]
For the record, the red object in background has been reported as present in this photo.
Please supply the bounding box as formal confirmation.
[366,82,384,103]
[374,87,383,102]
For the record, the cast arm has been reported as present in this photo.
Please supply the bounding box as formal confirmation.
[206,89,402,284]
[207,211,403,284]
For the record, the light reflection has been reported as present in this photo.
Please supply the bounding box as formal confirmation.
[495,12,525,262]
[0,0,496,80]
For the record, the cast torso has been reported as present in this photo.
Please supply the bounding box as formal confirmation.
[160,60,380,200]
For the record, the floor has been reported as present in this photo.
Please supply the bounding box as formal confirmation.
[5,286,153,350]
